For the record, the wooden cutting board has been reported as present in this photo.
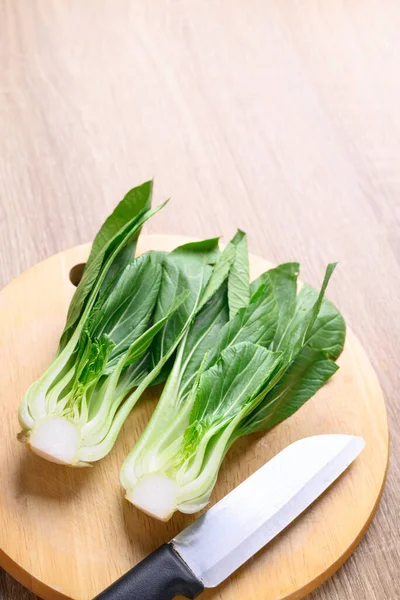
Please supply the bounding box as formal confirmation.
[0,235,389,600]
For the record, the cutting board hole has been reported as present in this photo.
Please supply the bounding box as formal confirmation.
[69,263,85,287]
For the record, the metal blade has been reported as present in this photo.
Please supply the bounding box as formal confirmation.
[172,434,365,587]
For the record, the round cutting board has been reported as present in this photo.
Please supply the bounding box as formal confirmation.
[0,236,389,600]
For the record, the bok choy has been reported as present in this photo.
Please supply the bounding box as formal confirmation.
[17,182,219,466]
[120,235,346,520]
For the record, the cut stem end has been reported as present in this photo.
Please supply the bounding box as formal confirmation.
[125,473,179,521]
[28,417,82,466]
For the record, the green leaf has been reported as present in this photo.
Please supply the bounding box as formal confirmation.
[206,276,278,367]
[251,262,299,348]
[300,289,346,360]
[122,289,191,367]
[246,264,340,410]
[197,239,235,311]
[151,239,220,364]
[198,230,250,314]
[90,181,153,262]
[61,200,165,347]
[178,284,230,401]
[89,253,162,371]
[269,263,300,347]
[237,346,338,436]
[276,263,337,362]
[190,342,280,434]
[149,232,248,387]
[60,181,162,346]
[227,230,250,318]
[97,182,155,294]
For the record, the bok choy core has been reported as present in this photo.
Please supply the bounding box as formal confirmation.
[120,234,346,520]
[17,181,219,466]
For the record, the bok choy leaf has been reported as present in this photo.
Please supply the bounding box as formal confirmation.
[120,243,346,520]
[17,183,219,466]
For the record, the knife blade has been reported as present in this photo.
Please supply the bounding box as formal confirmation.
[94,434,365,600]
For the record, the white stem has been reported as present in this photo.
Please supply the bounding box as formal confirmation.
[125,473,180,521]
[28,417,84,466]
[25,324,84,421]
[120,336,188,489]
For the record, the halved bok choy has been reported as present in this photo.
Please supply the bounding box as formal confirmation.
[17,182,219,466]
[120,237,346,520]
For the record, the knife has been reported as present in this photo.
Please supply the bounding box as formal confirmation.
[94,434,365,600]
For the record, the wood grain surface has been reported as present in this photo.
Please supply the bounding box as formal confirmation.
[0,1,398,599]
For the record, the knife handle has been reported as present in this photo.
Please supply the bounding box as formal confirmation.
[93,543,204,600]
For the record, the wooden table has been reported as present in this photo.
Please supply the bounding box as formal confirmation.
[0,1,399,599]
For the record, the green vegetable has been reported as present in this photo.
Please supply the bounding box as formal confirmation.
[120,242,346,520]
[17,183,218,466]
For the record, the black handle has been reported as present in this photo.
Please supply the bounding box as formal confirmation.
[93,543,204,600]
